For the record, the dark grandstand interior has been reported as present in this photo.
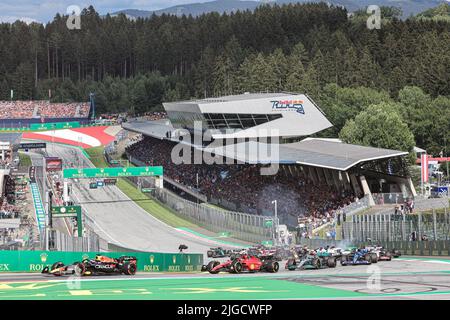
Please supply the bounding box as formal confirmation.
[126,136,363,228]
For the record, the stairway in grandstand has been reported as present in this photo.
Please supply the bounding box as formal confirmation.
[75,105,81,117]
[32,105,39,118]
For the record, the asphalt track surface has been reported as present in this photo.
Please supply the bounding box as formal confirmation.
[16,140,450,300]
[39,142,234,253]
[0,257,450,299]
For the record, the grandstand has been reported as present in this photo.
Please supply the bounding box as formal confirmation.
[123,93,417,228]
[0,101,91,128]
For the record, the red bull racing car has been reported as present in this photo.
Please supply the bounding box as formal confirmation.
[42,255,137,276]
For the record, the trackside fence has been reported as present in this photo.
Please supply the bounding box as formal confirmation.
[341,209,450,242]
[114,154,276,244]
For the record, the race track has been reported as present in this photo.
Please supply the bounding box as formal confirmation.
[0,257,450,300]
[31,142,239,253]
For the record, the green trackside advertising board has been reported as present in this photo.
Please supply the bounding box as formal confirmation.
[0,251,203,273]
[51,206,83,237]
[30,121,81,131]
[63,166,163,179]
[51,205,81,217]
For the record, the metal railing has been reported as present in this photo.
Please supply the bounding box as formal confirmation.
[372,193,410,205]
[48,229,100,252]
[341,208,450,242]
[153,187,273,243]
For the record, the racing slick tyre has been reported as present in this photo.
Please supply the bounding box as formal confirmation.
[340,255,348,266]
[207,250,213,258]
[208,261,221,274]
[230,253,236,260]
[370,253,378,263]
[392,250,401,258]
[266,261,279,273]
[312,258,321,269]
[286,258,297,271]
[206,261,220,272]
[231,261,243,274]
[74,262,86,276]
[123,262,137,275]
[327,257,337,268]
[364,254,372,263]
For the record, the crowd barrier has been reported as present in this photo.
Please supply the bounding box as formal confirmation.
[297,238,450,256]
[0,250,203,273]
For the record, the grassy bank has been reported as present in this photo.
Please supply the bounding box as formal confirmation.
[18,152,32,167]
[84,146,197,228]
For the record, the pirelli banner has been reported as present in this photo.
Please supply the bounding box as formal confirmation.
[0,250,203,273]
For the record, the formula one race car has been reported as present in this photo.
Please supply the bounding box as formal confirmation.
[340,248,373,266]
[367,246,393,261]
[204,254,279,274]
[42,255,137,276]
[207,247,232,258]
[286,249,337,270]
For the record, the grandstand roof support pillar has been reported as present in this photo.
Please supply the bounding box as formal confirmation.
[315,167,325,183]
[331,170,343,192]
[359,175,375,206]
[308,166,319,186]
[349,173,363,197]
[343,172,352,192]
[322,168,333,189]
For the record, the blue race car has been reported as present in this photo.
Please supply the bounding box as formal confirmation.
[340,248,372,266]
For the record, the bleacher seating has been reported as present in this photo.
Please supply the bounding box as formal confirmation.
[0,101,90,119]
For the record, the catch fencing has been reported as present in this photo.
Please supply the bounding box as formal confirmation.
[120,155,276,243]
[153,187,273,243]
[340,208,450,242]
[48,229,101,252]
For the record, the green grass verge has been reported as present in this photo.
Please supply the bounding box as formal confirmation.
[84,146,197,228]
[18,152,32,167]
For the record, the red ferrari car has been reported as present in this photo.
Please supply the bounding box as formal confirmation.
[205,255,279,274]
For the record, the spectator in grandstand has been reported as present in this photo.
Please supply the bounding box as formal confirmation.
[126,136,361,225]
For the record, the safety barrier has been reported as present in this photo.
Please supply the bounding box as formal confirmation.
[0,250,203,273]
[341,210,450,241]
[297,238,450,256]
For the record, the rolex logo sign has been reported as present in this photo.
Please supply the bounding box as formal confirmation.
[187,256,191,264]
[173,255,177,264]
[82,254,89,260]
[40,253,48,263]
[150,255,154,264]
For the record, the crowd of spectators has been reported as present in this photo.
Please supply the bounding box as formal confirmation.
[0,176,21,219]
[143,111,167,121]
[0,101,90,119]
[126,136,360,223]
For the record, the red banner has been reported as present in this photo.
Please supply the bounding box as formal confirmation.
[421,153,428,183]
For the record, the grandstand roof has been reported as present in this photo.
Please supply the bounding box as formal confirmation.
[172,92,294,105]
[122,120,408,172]
[123,119,174,138]
[202,139,408,171]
